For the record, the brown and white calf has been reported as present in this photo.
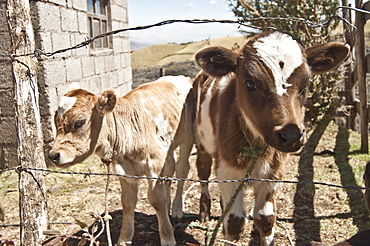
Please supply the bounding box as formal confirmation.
[48,76,194,246]
[193,31,349,245]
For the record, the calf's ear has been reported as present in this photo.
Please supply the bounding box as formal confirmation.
[306,42,350,74]
[96,89,117,115]
[195,46,238,77]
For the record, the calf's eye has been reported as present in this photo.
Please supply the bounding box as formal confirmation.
[245,80,256,91]
[74,119,86,129]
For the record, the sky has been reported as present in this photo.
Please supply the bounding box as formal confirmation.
[127,0,243,45]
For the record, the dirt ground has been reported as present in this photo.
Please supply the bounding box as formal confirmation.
[1,123,370,246]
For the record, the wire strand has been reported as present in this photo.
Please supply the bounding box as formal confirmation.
[2,166,367,191]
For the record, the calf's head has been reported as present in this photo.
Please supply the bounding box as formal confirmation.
[48,89,117,168]
[196,31,349,152]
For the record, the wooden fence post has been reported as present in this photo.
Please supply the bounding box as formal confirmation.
[355,0,369,153]
[6,0,48,244]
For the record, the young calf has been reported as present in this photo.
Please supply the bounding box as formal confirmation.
[193,31,349,245]
[48,76,194,246]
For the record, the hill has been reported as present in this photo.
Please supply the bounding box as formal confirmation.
[130,40,153,50]
[131,36,248,69]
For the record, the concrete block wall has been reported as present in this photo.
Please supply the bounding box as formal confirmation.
[31,0,132,154]
[0,0,18,169]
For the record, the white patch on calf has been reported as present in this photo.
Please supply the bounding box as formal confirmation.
[161,75,191,93]
[253,32,303,96]
[154,113,171,148]
[158,75,192,100]
[57,96,77,118]
[251,159,272,179]
[111,163,141,185]
[217,163,247,218]
[218,74,233,92]
[260,227,275,245]
[139,98,150,114]
[112,163,125,175]
[197,79,216,154]
[240,111,263,141]
[251,160,280,193]
[258,201,274,217]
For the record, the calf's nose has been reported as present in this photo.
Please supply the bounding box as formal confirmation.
[275,124,305,152]
[48,151,60,164]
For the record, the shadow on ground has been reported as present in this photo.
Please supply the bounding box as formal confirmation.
[68,210,201,246]
[293,125,369,245]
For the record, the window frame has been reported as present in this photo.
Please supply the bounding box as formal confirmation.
[87,0,112,50]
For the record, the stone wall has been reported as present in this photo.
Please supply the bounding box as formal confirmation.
[0,0,18,168]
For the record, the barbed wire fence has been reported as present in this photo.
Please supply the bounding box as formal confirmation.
[0,5,367,60]
[1,164,370,245]
[1,166,370,190]
[2,5,370,246]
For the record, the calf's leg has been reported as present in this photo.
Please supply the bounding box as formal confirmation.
[163,150,176,213]
[172,140,192,220]
[117,178,138,244]
[148,178,176,246]
[217,164,247,243]
[253,182,279,246]
[196,144,213,222]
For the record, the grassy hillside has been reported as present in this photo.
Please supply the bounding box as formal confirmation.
[131,36,248,69]
[131,43,186,69]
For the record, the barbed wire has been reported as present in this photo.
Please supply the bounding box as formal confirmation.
[1,166,369,191]
[0,6,369,60]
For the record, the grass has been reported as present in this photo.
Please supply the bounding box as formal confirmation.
[131,43,186,69]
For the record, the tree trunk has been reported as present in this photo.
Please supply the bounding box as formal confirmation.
[355,0,368,153]
[6,0,48,245]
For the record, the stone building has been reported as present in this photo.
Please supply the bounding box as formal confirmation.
[0,0,132,168]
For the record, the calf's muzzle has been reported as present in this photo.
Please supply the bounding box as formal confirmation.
[274,124,305,152]
[48,151,61,165]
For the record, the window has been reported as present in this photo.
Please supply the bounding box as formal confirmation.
[87,0,110,49]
